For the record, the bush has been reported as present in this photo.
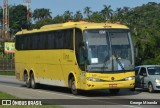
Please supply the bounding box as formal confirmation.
[142,56,160,65]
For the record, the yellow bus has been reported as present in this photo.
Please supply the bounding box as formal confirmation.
[15,21,135,95]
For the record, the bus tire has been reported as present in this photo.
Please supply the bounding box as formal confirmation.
[24,73,31,88]
[70,77,79,95]
[31,73,38,89]
[109,89,120,94]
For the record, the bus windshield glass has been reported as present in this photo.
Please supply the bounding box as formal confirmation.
[84,29,134,72]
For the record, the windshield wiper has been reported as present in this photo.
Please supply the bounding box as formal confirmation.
[113,50,125,71]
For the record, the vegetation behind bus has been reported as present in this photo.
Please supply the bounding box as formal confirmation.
[0,71,15,76]
[0,41,15,72]
[0,2,160,66]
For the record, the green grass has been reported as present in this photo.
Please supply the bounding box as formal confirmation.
[0,72,15,76]
[0,91,62,108]
[0,91,18,99]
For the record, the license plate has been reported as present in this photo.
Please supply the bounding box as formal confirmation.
[109,84,117,87]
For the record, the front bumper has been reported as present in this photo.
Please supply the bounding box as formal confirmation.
[84,80,135,90]
[153,82,160,90]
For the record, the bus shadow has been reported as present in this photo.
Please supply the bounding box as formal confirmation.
[21,84,72,94]
[79,89,141,97]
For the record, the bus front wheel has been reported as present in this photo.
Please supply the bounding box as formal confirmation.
[24,73,31,88]
[70,77,79,95]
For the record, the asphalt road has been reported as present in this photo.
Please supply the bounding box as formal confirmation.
[0,75,160,108]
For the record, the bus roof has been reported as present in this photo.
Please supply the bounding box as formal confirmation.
[16,21,129,35]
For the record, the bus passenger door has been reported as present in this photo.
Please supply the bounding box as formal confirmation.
[75,28,86,89]
[78,46,86,71]
[75,45,86,89]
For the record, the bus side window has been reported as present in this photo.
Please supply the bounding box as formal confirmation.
[31,34,38,50]
[47,32,55,49]
[65,29,73,50]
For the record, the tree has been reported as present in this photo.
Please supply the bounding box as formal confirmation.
[128,3,160,65]
[0,7,2,38]
[110,2,160,65]
[84,7,92,21]
[32,8,52,21]
[0,7,2,27]
[101,5,113,21]
[52,15,64,24]
[74,11,83,21]
[32,9,40,21]
[9,5,29,31]
[63,10,73,22]
[112,8,123,22]
[90,11,103,23]
[32,18,53,29]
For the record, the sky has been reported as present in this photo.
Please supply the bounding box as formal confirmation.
[0,0,160,17]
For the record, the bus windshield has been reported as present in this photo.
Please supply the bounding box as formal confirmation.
[84,29,134,72]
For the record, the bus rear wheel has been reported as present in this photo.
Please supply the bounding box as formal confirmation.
[70,77,79,95]
[24,73,31,88]
[109,89,120,94]
[31,73,38,89]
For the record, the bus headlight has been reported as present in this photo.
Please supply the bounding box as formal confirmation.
[155,79,160,83]
[87,77,100,82]
[125,76,135,81]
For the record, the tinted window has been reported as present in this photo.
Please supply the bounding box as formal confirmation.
[147,67,160,75]
[31,34,38,49]
[15,29,73,50]
[47,32,55,49]
[139,67,147,76]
